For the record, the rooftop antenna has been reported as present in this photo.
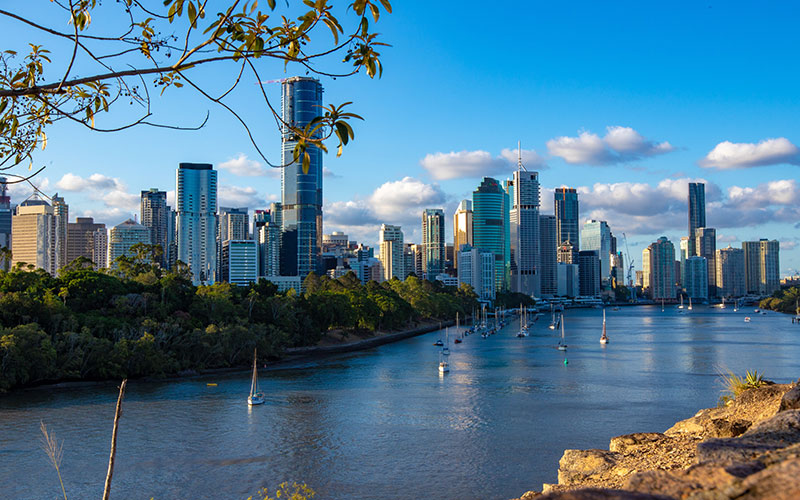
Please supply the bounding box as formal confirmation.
[517,140,527,172]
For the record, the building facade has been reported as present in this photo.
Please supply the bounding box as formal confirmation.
[581,220,612,285]
[51,194,69,272]
[554,187,579,258]
[688,182,705,257]
[0,178,11,270]
[507,169,540,297]
[716,246,745,298]
[176,162,218,284]
[140,188,169,266]
[11,196,56,275]
[422,208,445,278]
[539,214,557,297]
[220,240,259,286]
[743,239,780,296]
[695,227,716,297]
[578,250,601,297]
[66,217,106,269]
[108,219,151,264]
[684,256,709,300]
[557,262,580,298]
[457,244,496,301]
[643,236,676,300]
[472,177,510,292]
[453,199,473,270]
[379,224,405,281]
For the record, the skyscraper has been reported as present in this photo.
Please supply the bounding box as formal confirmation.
[507,164,540,297]
[695,227,716,297]
[581,220,612,285]
[11,195,56,275]
[684,256,709,300]
[66,217,106,269]
[108,219,151,264]
[254,209,280,277]
[554,187,579,262]
[218,207,250,243]
[141,188,169,265]
[688,182,705,256]
[379,224,405,281]
[578,250,601,297]
[0,177,11,270]
[281,77,324,279]
[539,214,557,297]
[743,239,780,296]
[176,162,218,284]
[643,236,675,300]
[473,177,510,292]
[52,193,68,271]
[220,240,258,286]
[457,244,496,301]
[453,199,472,270]
[716,246,745,298]
[422,208,445,278]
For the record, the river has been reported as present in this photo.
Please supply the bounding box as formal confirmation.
[2,306,799,500]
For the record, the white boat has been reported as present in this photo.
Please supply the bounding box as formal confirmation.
[733,300,738,312]
[438,350,449,373]
[247,349,265,406]
[517,303,528,337]
[678,295,684,309]
[558,314,567,351]
[600,309,609,344]
[442,328,450,355]
[744,317,751,323]
[661,298,665,312]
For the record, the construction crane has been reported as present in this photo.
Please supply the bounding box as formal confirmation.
[622,233,635,302]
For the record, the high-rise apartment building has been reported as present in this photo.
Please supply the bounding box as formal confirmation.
[281,77,324,279]
[643,236,675,300]
[52,194,69,271]
[140,188,169,265]
[581,220,612,285]
[11,195,56,274]
[422,208,445,278]
[220,240,258,286]
[108,219,151,264]
[688,182,705,256]
[0,177,11,270]
[453,199,473,270]
[557,262,580,298]
[176,162,218,284]
[473,177,510,292]
[539,214,557,297]
[716,246,745,298]
[66,217,106,269]
[506,167,540,297]
[578,250,601,297]
[684,256,709,300]
[554,187,579,259]
[379,224,405,281]
[679,236,690,288]
[254,209,280,277]
[695,227,716,297]
[457,244,496,301]
[743,239,780,296]
[218,207,249,242]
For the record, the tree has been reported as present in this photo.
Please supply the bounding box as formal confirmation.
[0,0,391,183]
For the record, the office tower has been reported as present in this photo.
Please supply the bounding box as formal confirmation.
[635,270,644,288]
[695,227,716,297]
[557,241,575,264]
[643,236,676,300]
[445,244,454,274]
[140,188,169,265]
[108,219,151,264]
[578,250,601,297]
[166,208,177,269]
[554,187,579,259]
[254,210,281,278]
[742,241,760,294]
[716,246,745,298]
[409,243,424,277]
[743,239,780,296]
[51,193,68,271]
[557,262,580,298]
[421,208,445,278]
[679,236,690,289]
[457,244,496,301]
[66,217,107,269]
[688,182,705,256]
[403,244,415,279]
[220,240,258,286]
[322,231,349,254]
[507,165,541,297]
[0,177,11,270]
[11,195,56,274]
[281,77,324,279]
[176,162,218,284]
[379,224,405,281]
[453,199,473,270]
[539,214,557,297]
[218,207,249,242]
[581,220,612,285]
[684,256,709,300]
[473,177,510,292]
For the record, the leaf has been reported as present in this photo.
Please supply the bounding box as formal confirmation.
[302,152,310,174]
[379,0,392,14]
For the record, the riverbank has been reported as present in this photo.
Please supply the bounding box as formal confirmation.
[514,379,800,499]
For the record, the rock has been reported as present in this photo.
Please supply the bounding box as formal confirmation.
[514,491,542,500]
[609,433,665,454]
[779,384,800,412]
[536,488,673,499]
[558,449,622,485]
[625,462,762,499]
[735,457,800,499]
[696,410,800,464]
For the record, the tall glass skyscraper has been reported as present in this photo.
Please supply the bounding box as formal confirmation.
[140,188,169,266]
[581,220,612,285]
[281,76,323,279]
[422,209,445,278]
[539,214,557,297]
[688,182,705,256]
[507,169,540,297]
[554,187,579,261]
[453,199,472,270]
[473,177,510,292]
[0,177,11,270]
[176,163,218,284]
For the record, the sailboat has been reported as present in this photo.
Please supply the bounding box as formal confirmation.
[678,295,684,309]
[661,298,665,312]
[438,349,449,373]
[454,313,463,344]
[247,349,265,406]
[688,296,693,311]
[558,314,567,351]
[719,297,726,309]
[517,303,528,337]
[733,299,739,312]
[548,304,556,330]
[442,328,451,355]
[600,309,609,344]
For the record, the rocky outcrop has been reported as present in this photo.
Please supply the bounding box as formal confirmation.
[513,381,800,500]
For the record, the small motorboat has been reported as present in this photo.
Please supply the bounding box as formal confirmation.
[438,360,449,373]
[433,340,443,346]
[454,337,462,344]
[744,317,751,323]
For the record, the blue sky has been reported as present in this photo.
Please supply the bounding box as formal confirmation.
[3,1,799,276]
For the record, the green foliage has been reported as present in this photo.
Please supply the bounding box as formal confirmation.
[720,370,767,404]
[251,482,315,500]
[760,287,800,314]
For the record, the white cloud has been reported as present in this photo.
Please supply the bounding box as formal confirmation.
[699,138,800,169]
[56,173,118,191]
[420,147,546,180]
[780,240,798,251]
[323,167,340,178]
[53,172,138,211]
[717,234,739,243]
[726,179,800,209]
[369,177,447,222]
[218,153,278,177]
[218,185,264,208]
[547,126,674,165]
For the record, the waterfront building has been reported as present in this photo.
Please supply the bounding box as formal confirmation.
[742,241,760,294]
[473,177,510,292]
[742,239,780,296]
[108,218,151,264]
[635,270,644,288]
[176,162,218,284]
[140,188,169,266]
[578,250,601,297]
[679,236,690,289]
[688,182,705,257]
[506,166,541,297]
[453,199,472,270]
[281,77,324,280]
[581,220,612,285]
[66,217,106,269]
[695,227,717,297]
[643,237,675,300]
[0,177,10,270]
[684,256,709,300]
[11,195,56,275]
[716,246,745,298]
[52,194,69,272]
[457,244,496,301]
[554,187,579,259]
[539,214,557,297]
[422,208,445,278]
[379,224,405,281]
[220,240,258,286]
[556,262,580,298]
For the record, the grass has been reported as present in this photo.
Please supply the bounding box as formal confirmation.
[719,370,767,405]
[40,421,67,500]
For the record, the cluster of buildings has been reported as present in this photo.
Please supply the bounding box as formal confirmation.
[0,78,785,301]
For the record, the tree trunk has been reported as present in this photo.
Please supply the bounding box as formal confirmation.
[102,379,127,500]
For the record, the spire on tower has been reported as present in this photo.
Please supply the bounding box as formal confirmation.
[517,140,527,172]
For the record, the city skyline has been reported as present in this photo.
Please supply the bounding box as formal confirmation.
[2,2,799,276]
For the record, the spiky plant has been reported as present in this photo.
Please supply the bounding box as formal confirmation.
[40,421,67,500]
